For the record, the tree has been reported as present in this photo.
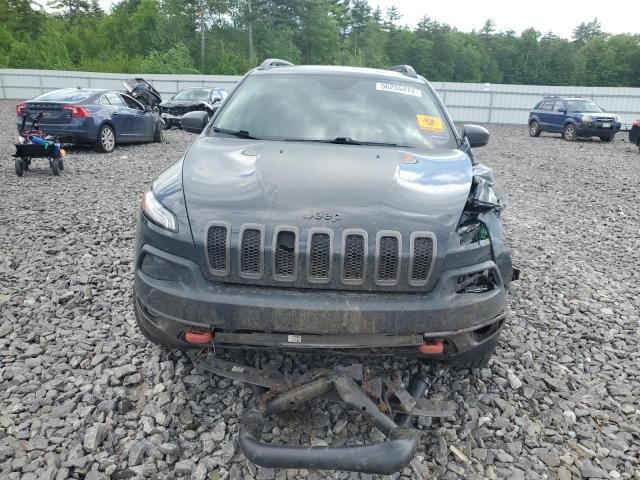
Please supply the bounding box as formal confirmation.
[572,18,603,44]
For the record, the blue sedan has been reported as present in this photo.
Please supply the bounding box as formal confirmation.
[16,88,164,153]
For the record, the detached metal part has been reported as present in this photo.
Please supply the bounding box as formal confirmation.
[194,353,456,474]
[470,163,504,211]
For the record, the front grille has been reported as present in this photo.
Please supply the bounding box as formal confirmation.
[411,236,434,282]
[206,225,228,272]
[240,228,262,275]
[204,224,437,291]
[377,236,400,282]
[343,234,365,281]
[274,230,296,277]
[309,233,331,279]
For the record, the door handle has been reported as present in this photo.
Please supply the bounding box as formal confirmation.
[112,112,119,116]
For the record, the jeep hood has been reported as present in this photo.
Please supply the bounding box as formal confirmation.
[182,137,473,241]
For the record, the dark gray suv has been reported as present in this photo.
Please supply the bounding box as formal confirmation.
[134,59,515,368]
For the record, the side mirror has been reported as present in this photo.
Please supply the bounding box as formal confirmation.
[462,124,490,148]
[181,111,209,134]
[558,107,567,114]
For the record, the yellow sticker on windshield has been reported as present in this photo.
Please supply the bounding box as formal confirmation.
[417,115,444,133]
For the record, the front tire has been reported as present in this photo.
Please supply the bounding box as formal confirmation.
[563,124,577,142]
[529,121,541,137]
[154,124,163,143]
[600,134,614,142]
[96,124,116,153]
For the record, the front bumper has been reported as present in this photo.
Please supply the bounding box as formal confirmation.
[160,112,183,124]
[576,121,621,136]
[135,241,508,356]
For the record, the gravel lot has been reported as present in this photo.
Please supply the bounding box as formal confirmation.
[1,98,639,480]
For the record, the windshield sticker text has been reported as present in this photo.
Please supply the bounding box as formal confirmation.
[376,83,422,97]
[417,114,444,132]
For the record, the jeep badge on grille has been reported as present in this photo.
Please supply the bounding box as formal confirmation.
[303,212,341,222]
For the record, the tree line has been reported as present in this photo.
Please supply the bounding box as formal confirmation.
[1,0,639,87]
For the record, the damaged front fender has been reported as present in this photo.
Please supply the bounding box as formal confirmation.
[469,163,505,212]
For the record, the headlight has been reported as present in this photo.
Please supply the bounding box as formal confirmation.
[142,188,178,232]
[581,115,592,123]
[457,221,489,245]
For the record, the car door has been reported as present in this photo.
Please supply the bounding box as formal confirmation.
[102,92,130,142]
[537,100,554,130]
[548,100,567,132]
[120,93,155,141]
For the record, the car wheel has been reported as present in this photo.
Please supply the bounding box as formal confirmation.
[15,158,24,177]
[599,135,614,142]
[58,158,64,171]
[96,124,116,153]
[563,124,577,142]
[23,157,30,171]
[154,124,163,143]
[529,120,541,137]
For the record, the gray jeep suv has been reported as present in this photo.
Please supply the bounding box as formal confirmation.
[134,59,514,368]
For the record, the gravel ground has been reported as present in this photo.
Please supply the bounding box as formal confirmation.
[1,98,639,480]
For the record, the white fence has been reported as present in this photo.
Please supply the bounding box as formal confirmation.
[2,69,639,127]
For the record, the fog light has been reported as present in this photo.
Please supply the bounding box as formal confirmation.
[140,253,179,281]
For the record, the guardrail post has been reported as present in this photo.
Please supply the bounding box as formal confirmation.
[39,74,44,95]
[0,72,5,99]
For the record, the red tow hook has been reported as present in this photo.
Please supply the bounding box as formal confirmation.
[185,329,213,345]
[418,338,444,355]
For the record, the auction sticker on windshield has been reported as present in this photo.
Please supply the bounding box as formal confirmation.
[376,82,422,97]
[416,114,444,133]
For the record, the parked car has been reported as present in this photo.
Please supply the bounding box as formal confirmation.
[159,87,228,129]
[528,96,621,142]
[133,59,517,474]
[630,120,640,152]
[15,87,164,153]
[135,59,515,366]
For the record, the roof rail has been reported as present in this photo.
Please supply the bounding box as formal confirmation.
[258,58,294,70]
[389,65,418,79]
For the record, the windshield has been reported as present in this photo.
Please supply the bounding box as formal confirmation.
[174,88,211,101]
[566,99,602,113]
[34,88,95,102]
[212,74,456,149]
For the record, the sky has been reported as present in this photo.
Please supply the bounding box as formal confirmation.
[96,0,638,40]
[369,0,638,39]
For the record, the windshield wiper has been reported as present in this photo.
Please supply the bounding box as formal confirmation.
[285,137,411,147]
[212,127,260,139]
